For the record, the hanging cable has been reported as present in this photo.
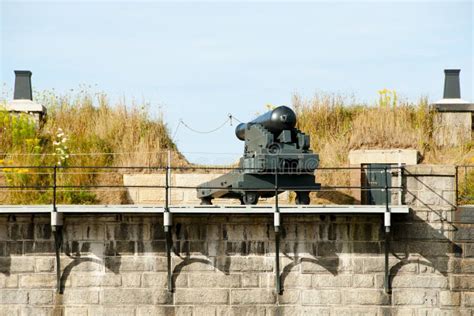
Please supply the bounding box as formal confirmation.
[171,120,182,141]
[178,114,233,135]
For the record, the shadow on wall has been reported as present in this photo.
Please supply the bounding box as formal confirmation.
[0,215,122,295]
[163,213,461,296]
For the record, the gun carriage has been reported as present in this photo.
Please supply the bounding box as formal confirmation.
[197,106,320,205]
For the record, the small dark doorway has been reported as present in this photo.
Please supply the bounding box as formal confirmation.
[362,164,393,205]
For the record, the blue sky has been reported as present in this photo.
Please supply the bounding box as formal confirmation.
[1,1,472,164]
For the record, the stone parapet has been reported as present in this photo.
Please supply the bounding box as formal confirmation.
[0,165,471,314]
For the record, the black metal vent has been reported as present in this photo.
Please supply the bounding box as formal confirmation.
[13,70,33,100]
[443,69,461,99]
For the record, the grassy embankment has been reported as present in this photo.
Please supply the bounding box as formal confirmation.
[0,89,183,204]
[293,90,474,203]
[1,88,473,204]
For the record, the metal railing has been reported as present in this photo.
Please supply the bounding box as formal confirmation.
[0,164,404,206]
[0,163,405,295]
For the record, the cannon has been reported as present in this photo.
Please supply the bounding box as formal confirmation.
[197,106,320,205]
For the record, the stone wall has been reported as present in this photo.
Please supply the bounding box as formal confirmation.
[434,112,472,147]
[123,174,288,205]
[0,165,473,315]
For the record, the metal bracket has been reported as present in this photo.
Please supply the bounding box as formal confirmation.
[51,211,63,294]
[164,212,173,292]
[51,165,64,294]
[274,165,282,295]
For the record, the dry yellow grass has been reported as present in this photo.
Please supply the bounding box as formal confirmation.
[293,93,473,166]
[294,93,474,204]
[0,90,185,204]
[38,90,185,167]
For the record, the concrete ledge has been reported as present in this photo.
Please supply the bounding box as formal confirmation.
[404,165,455,176]
[0,204,410,214]
[432,100,474,112]
[348,149,418,165]
[5,99,46,113]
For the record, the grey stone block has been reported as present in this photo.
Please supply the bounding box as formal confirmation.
[142,272,186,288]
[465,243,474,257]
[17,306,57,316]
[343,290,389,305]
[24,241,55,255]
[120,273,141,288]
[28,290,54,305]
[463,293,474,307]
[135,306,176,316]
[392,275,448,288]
[301,289,341,305]
[0,274,19,288]
[35,258,54,272]
[300,257,339,273]
[108,223,150,241]
[102,288,171,305]
[440,290,461,306]
[228,306,267,316]
[34,224,52,240]
[172,257,214,272]
[223,256,273,272]
[352,274,374,288]
[19,274,56,288]
[83,223,105,240]
[332,307,378,316]
[105,256,154,272]
[312,274,351,287]
[61,289,100,304]
[8,256,35,273]
[231,289,276,304]
[392,289,437,306]
[277,289,300,305]
[225,241,266,256]
[71,273,121,287]
[188,273,240,288]
[241,273,259,288]
[64,307,88,316]
[280,273,312,288]
[5,241,23,256]
[0,289,28,304]
[8,223,34,240]
[450,276,474,290]
[453,225,474,241]
[175,289,229,305]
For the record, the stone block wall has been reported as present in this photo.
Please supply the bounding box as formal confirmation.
[0,165,473,315]
[434,112,472,147]
[123,174,289,205]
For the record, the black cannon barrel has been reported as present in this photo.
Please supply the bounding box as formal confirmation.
[235,106,297,140]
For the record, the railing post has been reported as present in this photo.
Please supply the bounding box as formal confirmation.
[51,165,63,293]
[164,151,173,292]
[53,165,57,212]
[465,166,468,204]
[455,166,459,206]
[274,158,281,295]
[383,166,391,294]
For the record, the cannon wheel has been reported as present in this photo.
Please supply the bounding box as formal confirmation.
[295,191,310,205]
[240,191,259,205]
[200,197,213,205]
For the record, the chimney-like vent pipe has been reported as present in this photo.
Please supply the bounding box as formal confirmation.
[13,70,33,100]
[443,69,461,99]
